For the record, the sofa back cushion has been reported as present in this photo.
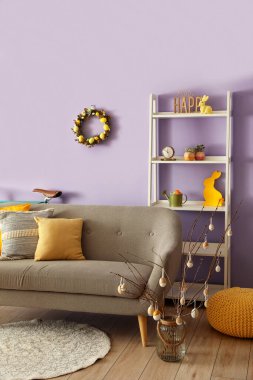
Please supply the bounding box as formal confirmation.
[30,204,181,266]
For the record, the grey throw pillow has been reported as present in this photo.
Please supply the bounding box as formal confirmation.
[0,209,54,259]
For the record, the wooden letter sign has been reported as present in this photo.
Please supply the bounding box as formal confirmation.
[174,96,202,113]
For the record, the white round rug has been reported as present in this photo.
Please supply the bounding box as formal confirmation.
[0,319,111,380]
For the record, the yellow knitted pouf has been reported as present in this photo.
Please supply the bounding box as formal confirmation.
[207,287,253,338]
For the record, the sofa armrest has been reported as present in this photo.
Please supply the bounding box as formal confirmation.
[146,241,182,294]
[140,213,182,304]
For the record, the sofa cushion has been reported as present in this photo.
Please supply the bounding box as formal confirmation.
[34,217,85,261]
[0,209,54,259]
[0,203,31,254]
[0,260,152,299]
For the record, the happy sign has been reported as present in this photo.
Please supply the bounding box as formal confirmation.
[174,96,202,113]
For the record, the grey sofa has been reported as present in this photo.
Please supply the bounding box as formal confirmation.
[0,204,182,346]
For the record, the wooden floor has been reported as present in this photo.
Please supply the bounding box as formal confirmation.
[0,306,252,380]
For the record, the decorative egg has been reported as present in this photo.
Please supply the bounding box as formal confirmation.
[147,305,154,316]
[88,137,95,145]
[203,287,208,296]
[191,308,199,319]
[209,223,215,231]
[95,112,100,116]
[203,241,209,249]
[81,111,86,116]
[100,133,106,140]
[100,117,107,123]
[176,316,183,325]
[78,135,85,143]
[215,264,221,273]
[204,300,208,308]
[180,296,185,306]
[75,119,81,126]
[187,260,193,268]
[153,310,161,321]
[227,228,233,236]
[73,126,79,133]
[117,285,123,294]
[159,277,167,287]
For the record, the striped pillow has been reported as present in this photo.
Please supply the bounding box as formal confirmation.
[0,209,54,259]
[0,203,31,255]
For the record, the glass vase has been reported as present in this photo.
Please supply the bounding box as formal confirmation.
[156,315,186,362]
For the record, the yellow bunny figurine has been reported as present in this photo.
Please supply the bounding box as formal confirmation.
[199,95,213,114]
[203,171,224,207]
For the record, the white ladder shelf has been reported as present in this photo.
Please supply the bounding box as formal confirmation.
[148,92,232,299]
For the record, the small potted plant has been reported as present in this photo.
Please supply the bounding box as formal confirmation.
[184,147,195,161]
[195,144,205,160]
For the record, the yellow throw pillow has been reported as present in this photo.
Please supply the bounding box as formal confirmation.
[0,204,31,212]
[34,217,84,261]
[0,203,31,254]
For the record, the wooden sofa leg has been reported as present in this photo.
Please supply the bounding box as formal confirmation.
[138,314,148,347]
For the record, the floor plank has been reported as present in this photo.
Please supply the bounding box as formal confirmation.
[0,306,49,323]
[174,312,223,380]
[102,317,157,380]
[50,374,71,380]
[247,340,253,380]
[211,378,237,380]
[212,335,251,380]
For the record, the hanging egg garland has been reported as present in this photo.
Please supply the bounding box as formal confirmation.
[147,304,155,316]
[153,309,161,321]
[159,268,167,287]
[180,295,186,306]
[203,235,209,249]
[72,106,111,147]
[209,217,215,231]
[191,300,199,319]
[191,307,199,319]
[117,277,126,295]
[227,228,233,236]
[176,315,183,326]
[215,263,221,272]
[186,253,193,268]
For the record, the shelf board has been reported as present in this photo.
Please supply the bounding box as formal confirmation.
[152,111,228,119]
[151,200,226,212]
[183,241,226,257]
[167,282,224,301]
[151,156,227,164]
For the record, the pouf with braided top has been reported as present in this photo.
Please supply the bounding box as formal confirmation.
[207,287,253,338]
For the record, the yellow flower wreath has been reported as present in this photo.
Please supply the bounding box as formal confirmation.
[72,106,111,147]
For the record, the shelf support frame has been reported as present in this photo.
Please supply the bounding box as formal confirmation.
[148,92,233,296]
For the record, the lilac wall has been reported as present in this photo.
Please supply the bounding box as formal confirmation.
[0,0,253,287]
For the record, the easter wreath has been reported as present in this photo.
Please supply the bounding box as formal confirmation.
[72,106,111,147]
